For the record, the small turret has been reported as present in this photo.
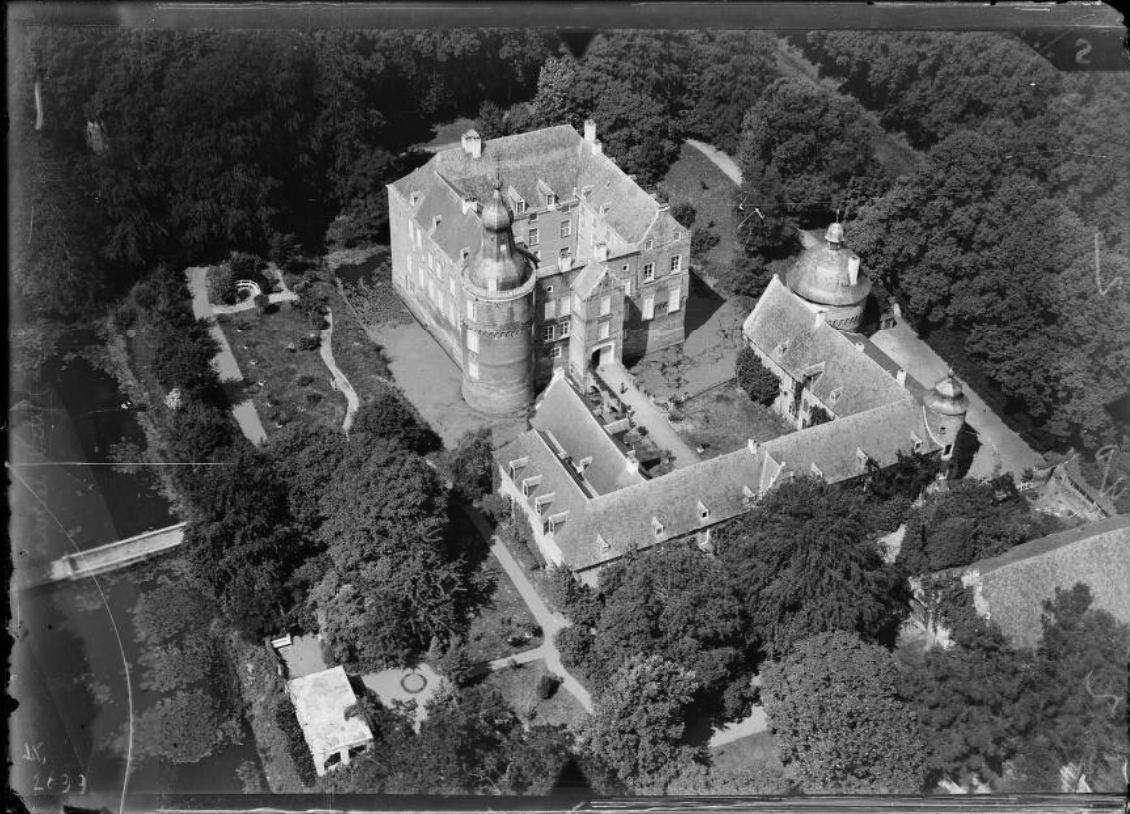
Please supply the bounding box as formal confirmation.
[924,369,969,459]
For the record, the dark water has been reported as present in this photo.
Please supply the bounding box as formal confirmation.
[10,338,262,809]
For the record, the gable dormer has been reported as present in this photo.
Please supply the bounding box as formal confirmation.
[652,516,665,539]
[534,492,556,513]
[508,456,530,478]
[597,533,611,554]
[742,484,756,507]
[521,474,543,497]
[508,186,527,215]
[696,500,710,523]
[537,179,557,209]
[856,447,872,472]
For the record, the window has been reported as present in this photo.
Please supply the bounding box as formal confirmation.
[546,284,554,294]
[449,277,455,296]
[415,229,422,249]
[467,331,479,354]
[560,220,571,238]
[418,263,425,287]
[407,221,415,240]
[698,500,710,521]
[407,255,413,275]
[559,297,571,317]
[551,345,563,359]
[543,325,555,342]
[625,279,632,297]
[598,320,610,340]
[642,294,655,320]
[514,198,527,214]
[545,300,556,320]
[559,247,570,260]
[668,287,681,313]
[670,255,682,273]
[546,192,557,207]
[528,227,539,245]
[646,239,654,250]
[652,517,664,538]
[643,263,655,282]
[468,358,479,380]
[600,295,611,316]
[466,300,476,320]
[674,229,682,241]
[558,319,571,337]
[428,252,434,271]
[529,211,538,222]
[621,263,630,274]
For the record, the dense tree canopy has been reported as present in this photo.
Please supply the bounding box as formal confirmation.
[763,631,927,793]
[898,477,1063,574]
[592,547,752,721]
[716,477,909,657]
[585,654,703,792]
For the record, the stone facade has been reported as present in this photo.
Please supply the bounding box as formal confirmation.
[387,121,689,414]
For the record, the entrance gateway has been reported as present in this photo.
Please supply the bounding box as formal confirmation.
[590,343,614,369]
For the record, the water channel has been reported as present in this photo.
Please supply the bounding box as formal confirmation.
[9,334,263,810]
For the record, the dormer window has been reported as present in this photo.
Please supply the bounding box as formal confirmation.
[534,492,556,513]
[742,484,755,506]
[514,198,527,215]
[810,462,823,479]
[599,203,611,217]
[774,341,789,357]
[910,432,924,453]
[829,386,843,405]
[409,191,421,206]
[508,457,530,478]
[856,448,871,471]
[652,517,664,539]
[577,456,593,473]
[597,533,610,553]
[697,500,710,522]
[545,511,569,535]
[546,192,557,207]
[521,475,542,497]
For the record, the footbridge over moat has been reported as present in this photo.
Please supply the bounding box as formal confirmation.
[17,523,186,589]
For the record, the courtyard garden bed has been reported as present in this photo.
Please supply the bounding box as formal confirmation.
[676,384,792,457]
[217,307,345,433]
[465,559,542,665]
[479,660,589,731]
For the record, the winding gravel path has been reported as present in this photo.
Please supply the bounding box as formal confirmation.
[318,309,360,434]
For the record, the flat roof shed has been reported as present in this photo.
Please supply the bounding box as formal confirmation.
[287,665,373,775]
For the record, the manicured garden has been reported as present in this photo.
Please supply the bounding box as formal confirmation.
[479,660,589,730]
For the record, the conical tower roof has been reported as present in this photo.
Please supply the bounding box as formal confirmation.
[923,369,970,416]
[467,183,530,291]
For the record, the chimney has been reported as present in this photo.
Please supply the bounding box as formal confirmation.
[848,254,861,285]
[747,438,760,455]
[814,309,826,327]
[584,119,597,144]
[592,140,603,156]
[461,198,478,216]
[461,130,482,159]
[854,341,865,352]
[595,243,610,261]
[896,368,907,386]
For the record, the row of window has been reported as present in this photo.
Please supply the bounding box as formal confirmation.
[542,320,572,342]
[526,220,571,246]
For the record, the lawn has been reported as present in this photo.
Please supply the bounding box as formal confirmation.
[676,384,792,457]
[217,306,345,434]
[658,143,740,283]
[479,661,589,731]
[465,558,542,665]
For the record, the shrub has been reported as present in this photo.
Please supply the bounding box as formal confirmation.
[555,625,594,673]
[536,673,562,700]
[298,334,320,351]
[254,293,271,314]
[305,392,323,407]
[296,374,315,387]
[691,228,720,260]
[671,202,697,229]
[735,346,778,405]
[230,252,266,279]
[207,265,237,305]
[275,696,317,786]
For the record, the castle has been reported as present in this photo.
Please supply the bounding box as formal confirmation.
[389,123,969,584]
[387,121,690,415]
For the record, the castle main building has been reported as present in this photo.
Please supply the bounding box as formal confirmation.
[387,121,690,415]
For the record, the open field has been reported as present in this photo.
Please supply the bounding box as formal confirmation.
[676,384,792,457]
[478,660,589,731]
[217,307,345,434]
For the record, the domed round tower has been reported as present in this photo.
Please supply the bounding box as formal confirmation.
[460,183,536,415]
[923,369,970,459]
[786,223,872,331]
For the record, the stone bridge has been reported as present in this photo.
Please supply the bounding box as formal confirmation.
[17,523,186,589]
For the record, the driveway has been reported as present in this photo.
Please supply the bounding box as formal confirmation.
[462,507,594,713]
[870,321,1043,478]
[185,267,267,446]
[686,139,742,186]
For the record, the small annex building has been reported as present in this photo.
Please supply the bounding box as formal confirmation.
[496,223,972,584]
[959,515,1130,648]
[287,666,373,776]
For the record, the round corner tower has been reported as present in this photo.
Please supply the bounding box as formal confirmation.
[786,222,872,332]
[923,370,970,460]
[460,184,536,415]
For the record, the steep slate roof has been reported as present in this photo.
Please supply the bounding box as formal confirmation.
[970,515,1130,648]
[392,125,669,252]
[744,276,910,416]
[531,375,644,495]
[497,367,942,572]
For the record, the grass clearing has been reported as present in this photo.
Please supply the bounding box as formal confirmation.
[465,559,542,665]
[217,306,345,433]
[676,384,792,456]
[479,661,589,731]
[659,143,740,281]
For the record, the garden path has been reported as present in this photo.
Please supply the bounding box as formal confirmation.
[686,139,742,186]
[317,309,360,434]
[462,507,594,714]
[185,267,267,445]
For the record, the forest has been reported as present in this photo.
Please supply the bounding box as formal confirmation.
[9,24,1128,797]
